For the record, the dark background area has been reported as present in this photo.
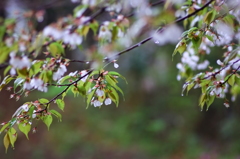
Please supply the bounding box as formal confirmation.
[1,0,240,158]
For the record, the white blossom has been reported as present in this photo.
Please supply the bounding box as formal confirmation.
[93,100,102,107]
[197,60,209,70]
[80,70,89,82]
[96,89,104,97]
[82,0,97,7]
[215,21,234,45]
[10,68,16,76]
[104,98,112,105]
[62,32,82,47]
[98,25,112,42]
[23,82,33,90]
[32,110,37,119]
[53,64,67,81]
[9,52,31,69]
[22,104,29,112]
[69,71,78,77]
[114,62,119,68]
[217,59,224,66]
[224,102,230,108]
[30,78,48,92]
[43,26,62,40]
[152,24,182,45]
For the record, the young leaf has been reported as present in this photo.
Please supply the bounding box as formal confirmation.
[0,123,10,134]
[109,87,119,107]
[42,115,53,130]
[56,99,65,111]
[38,98,49,104]
[86,88,96,108]
[18,121,31,140]
[49,109,62,122]
[3,133,10,153]
[228,74,235,86]
[8,127,17,148]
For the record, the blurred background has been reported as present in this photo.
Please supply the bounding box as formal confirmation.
[1,0,240,158]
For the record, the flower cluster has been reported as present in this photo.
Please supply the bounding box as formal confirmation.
[9,52,31,76]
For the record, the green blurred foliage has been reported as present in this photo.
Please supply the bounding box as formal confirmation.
[1,0,240,159]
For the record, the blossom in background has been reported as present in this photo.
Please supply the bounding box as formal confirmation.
[98,22,112,42]
[62,31,82,47]
[53,64,67,81]
[152,24,182,45]
[9,52,31,69]
[214,21,234,46]
[43,26,62,40]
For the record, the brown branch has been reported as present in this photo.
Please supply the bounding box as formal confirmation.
[203,59,240,80]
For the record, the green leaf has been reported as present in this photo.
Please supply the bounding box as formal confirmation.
[199,93,206,110]
[173,40,186,58]
[73,4,88,17]
[14,78,25,92]
[17,68,29,78]
[0,75,14,91]
[228,74,235,86]
[8,127,17,148]
[38,98,49,104]
[56,99,65,111]
[42,115,53,130]
[89,21,99,35]
[0,48,10,64]
[0,25,6,41]
[105,75,124,96]
[62,92,67,100]
[48,42,64,57]
[192,33,202,52]
[4,65,11,76]
[187,82,195,94]
[109,87,119,107]
[57,75,71,84]
[86,88,96,108]
[108,71,128,84]
[29,61,43,76]
[0,123,10,134]
[3,133,10,153]
[203,10,217,25]
[206,95,215,110]
[18,121,31,140]
[40,70,52,83]
[49,109,62,122]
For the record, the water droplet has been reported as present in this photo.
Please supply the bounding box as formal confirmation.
[86,61,89,64]
[181,94,184,96]
[155,41,159,44]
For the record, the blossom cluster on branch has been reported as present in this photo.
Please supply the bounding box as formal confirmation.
[0,0,240,152]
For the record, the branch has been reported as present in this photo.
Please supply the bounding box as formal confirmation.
[203,59,240,80]
[116,0,215,57]
[45,70,93,105]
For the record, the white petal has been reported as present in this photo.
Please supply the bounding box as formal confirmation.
[114,63,119,68]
